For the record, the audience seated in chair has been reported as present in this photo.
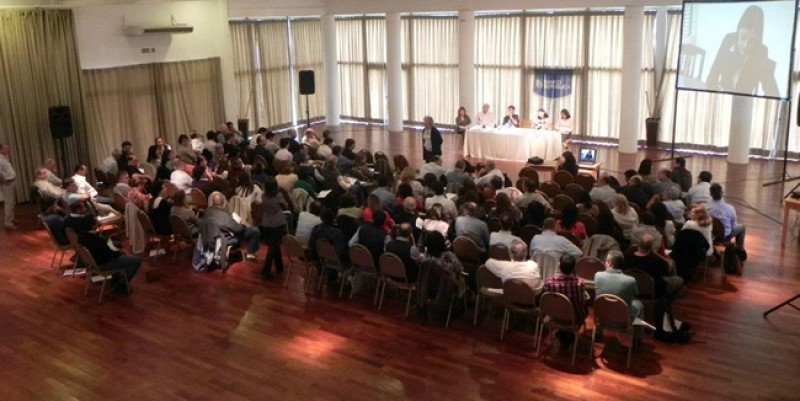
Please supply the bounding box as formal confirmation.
[543,255,586,346]
[530,217,582,260]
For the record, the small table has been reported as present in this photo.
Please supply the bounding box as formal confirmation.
[578,163,603,179]
[781,197,800,246]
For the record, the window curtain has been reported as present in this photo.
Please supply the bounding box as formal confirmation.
[524,14,584,131]
[0,9,87,201]
[586,15,624,139]
[82,58,224,164]
[254,21,292,128]
[475,16,523,123]
[365,18,387,120]
[402,16,459,125]
[231,23,258,129]
[335,17,386,122]
[291,19,326,121]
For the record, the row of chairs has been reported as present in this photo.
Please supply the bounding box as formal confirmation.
[518,167,596,193]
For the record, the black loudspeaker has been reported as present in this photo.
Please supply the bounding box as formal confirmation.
[237,118,249,135]
[299,70,315,95]
[49,106,73,139]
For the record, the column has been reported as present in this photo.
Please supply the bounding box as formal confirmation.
[386,12,403,133]
[322,14,341,128]
[458,10,476,115]
[618,6,644,154]
[216,0,238,121]
[728,96,753,164]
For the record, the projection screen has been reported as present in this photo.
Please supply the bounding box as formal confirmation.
[677,0,798,100]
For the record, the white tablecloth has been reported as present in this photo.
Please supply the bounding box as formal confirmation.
[463,127,563,162]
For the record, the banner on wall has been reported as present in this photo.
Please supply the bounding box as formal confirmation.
[534,69,574,98]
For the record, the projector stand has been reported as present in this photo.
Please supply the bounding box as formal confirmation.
[761,99,797,200]
[764,293,800,318]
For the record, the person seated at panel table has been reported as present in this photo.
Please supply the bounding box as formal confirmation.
[455,106,471,135]
[475,103,496,128]
[501,105,520,128]
[534,108,551,130]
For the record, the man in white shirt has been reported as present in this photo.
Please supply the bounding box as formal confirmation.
[475,161,504,187]
[317,137,333,159]
[475,103,496,127]
[489,214,523,247]
[419,155,447,180]
[425,181,457,218]
[687,171,713,205]
[530,218,583,260]
[0,144,18,229]
[485,239,543,290]
[43,158,62,186]
[170,159,193,194]
[71,164,98,198]
[590,174,619,207]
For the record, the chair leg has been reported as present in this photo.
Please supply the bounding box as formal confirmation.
[50,248,58,270]
[626,328,634,370]
[378,282,386,311]
[445,295,454,327]
[58,249,66,270]
[571,330,579,367]
[317,268,326,292]
[405,289,414,318]
[98,279,106,303]
[500,308,508,341]
[589,326,597,361]
[338,271,346,298]
[533,315,541,348]
[350,273,359,299]
[473,295,481,326]
[84,274,91,297]
[373,278,381,306]
[284,260,294,288]
[535,323,546,358]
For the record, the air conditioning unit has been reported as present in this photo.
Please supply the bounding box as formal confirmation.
[123,15,194,37]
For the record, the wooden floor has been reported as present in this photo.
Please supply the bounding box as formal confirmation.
[1,124,800,401]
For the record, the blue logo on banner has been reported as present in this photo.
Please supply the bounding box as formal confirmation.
[534,69,573,98]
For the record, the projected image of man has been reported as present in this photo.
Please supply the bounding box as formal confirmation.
[706,5,779,96]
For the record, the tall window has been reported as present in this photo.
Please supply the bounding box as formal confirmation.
[230,18,325,130]
[402,15,459,124]
[475,16,523,125]
[336,16,386,122]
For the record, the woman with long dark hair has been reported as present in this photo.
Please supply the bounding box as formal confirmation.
[556,203,587,245]
[557,151,579,177]
[260,177,288,280]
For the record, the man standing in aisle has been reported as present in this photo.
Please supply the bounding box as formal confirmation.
[475,103,496,127]
[422,116,442,162]
[0,143,17,230]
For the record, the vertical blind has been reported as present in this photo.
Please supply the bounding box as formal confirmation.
[336,17,387,121]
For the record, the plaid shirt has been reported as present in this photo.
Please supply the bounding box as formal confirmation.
[544,273,587,321]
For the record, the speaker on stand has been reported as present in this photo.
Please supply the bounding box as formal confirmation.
[48,106,73,177]
[299,70,315,129]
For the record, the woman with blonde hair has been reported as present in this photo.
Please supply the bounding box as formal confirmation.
[611,194,638,240]
[682,204,713,256]
[399,165,426,199]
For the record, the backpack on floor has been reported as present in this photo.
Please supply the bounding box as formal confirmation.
[723,243,747,275]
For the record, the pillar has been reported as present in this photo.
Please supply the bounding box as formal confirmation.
[728,96,753,164]
[386,12,403,133]
[458,10,476,115]
[618,6,644,154]
[322,14,341,128]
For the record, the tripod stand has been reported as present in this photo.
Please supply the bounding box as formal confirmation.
[764,293,800,317]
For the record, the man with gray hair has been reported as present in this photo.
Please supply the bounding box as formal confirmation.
[200,192,261,261]
[43,158,62,186]
[595,251,643,320]
[455,202,490,252]
[485,239,543,291]
[475,160,504,187]
[421,116,442,162]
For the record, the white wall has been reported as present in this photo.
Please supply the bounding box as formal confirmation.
[72,0,228,69]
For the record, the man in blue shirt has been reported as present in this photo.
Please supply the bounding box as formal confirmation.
[707,183,746,248]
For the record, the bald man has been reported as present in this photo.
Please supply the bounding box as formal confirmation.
[200,192,261,260]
